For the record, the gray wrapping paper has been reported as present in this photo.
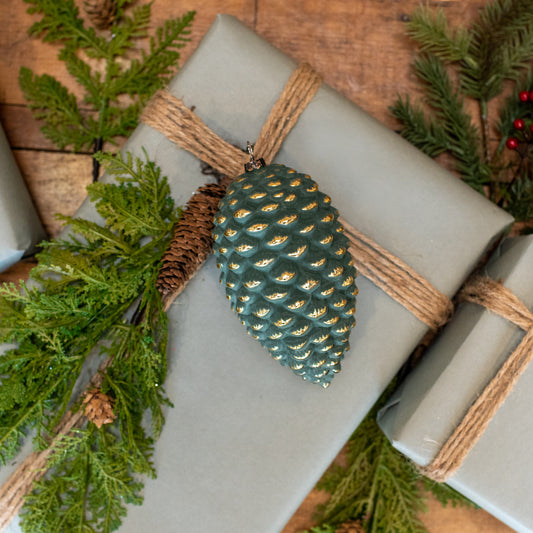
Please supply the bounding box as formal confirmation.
[0,14,513,533]
[0,123,45,272]
[378,235,533,533]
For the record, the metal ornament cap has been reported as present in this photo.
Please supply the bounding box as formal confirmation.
[213,164,357,387]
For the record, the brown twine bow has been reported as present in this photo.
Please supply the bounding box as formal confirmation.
[420,275,533,482]
[0,62,453,530]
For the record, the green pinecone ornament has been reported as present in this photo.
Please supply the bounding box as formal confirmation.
[212,163,357,387]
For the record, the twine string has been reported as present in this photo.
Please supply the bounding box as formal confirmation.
[0,63,455,529]
[341,220,453,329]
[420,275,533,482]
[141,64,453,330]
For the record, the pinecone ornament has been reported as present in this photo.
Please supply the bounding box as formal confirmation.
[83,388,116,428]
[213,163,357,387]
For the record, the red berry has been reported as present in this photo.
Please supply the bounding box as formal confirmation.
[519,91,529,102]
[514,118,525,130]
[506,137,519,150]
[529,91,533,101]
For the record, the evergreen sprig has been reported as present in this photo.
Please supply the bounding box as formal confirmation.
[0,151,180,533]
[19,0,194,179]
[391,0,533,227]
[300,389,475,533]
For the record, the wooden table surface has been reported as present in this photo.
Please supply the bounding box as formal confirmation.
[0,0,517,532]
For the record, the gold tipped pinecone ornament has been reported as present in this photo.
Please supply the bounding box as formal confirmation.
[83,0,117,30]
[82,388,117,428]
[213,151,357,388]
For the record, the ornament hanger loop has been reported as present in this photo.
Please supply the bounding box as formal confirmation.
[244,141,265,172]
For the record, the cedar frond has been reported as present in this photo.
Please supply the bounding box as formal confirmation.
[20,1,195,152]
[0,152,178,532]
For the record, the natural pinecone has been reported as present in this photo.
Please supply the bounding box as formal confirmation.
[156,177,232,309]
[83,0,117,30]
[83,388,116,428]
[335,521,365,533]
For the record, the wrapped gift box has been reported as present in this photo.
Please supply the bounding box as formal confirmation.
[0,123,45,272]
[0,14,513,533]
[378,235,533,533]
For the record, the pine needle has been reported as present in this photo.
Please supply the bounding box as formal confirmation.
[406,5,471,62]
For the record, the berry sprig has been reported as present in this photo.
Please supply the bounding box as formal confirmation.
[505,92,533,156]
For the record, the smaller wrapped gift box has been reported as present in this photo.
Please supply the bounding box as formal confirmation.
[0,14,513,533]
[378,235,533,533]
[0,122,45,272]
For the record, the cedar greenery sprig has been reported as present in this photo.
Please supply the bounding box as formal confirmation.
[0,151,180,533]
[391,0,533,226]
[300,387,474,533]
[19,0,195,180]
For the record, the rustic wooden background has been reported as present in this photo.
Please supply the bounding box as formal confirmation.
[0,0,517,532]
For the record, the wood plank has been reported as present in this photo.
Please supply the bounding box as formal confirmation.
[12,150,93,237]
[0,259,36,286]
[255,0,485,129]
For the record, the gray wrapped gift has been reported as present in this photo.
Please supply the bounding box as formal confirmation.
[378,235,533,533]
[0,14,513,533]
[0,122,45,272]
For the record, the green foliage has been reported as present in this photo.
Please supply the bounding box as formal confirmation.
[300,389,475,533]
[19,0,195,153]
[461,0,533,100]
[422,478,478,510]
[0,152,180,532]
[392,0,533,224]
[301,526,337,533]
[21,428,148,533]
[406,6,471,62]
[312,394,427,533]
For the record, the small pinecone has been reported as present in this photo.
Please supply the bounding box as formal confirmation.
[83,388,116,428]
[156,178,232,308]
[83,0,117,30]
[335,521,365,533]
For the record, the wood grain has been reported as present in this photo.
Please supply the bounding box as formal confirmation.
[0,1,517,532]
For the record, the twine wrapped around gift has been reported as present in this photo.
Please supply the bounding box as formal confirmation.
[420,275,533,482]
[0,62,454,530]
[141,63,453,327]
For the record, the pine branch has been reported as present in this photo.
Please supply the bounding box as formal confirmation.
[411,54,491,190]
[390,94,451,158]
[461,0,533,100]
[406,5,472,63]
